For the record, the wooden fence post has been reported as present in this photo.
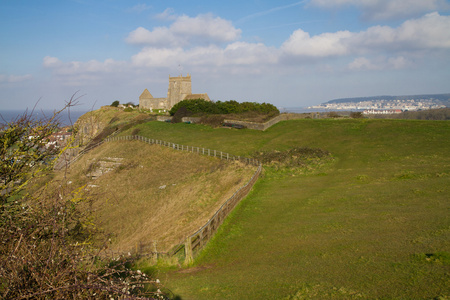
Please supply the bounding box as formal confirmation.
[152,241,158,264]
[184,237,193,265]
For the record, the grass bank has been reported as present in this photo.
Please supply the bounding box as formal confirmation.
[124,118,449,299]
[53,139,256,253]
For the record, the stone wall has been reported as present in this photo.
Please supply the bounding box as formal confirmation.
[156,116,201,123]
[224,113,325,131]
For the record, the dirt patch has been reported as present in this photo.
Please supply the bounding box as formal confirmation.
[252,147,333,168]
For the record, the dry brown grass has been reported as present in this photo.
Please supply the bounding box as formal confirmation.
[54,140,256,253]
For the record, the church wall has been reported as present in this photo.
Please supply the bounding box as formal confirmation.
[140,97,168,110]
[139,74,207,111]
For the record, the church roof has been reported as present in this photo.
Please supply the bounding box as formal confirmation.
[139,88,153,99]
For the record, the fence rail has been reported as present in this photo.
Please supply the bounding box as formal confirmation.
[65,134,262,262]
[104,135,260,166]
[184,163,261,263]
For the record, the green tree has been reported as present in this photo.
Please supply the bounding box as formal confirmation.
[111,100,120,107]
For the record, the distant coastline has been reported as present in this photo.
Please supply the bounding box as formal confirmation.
[279,107,336,113]
[0,109,88,126]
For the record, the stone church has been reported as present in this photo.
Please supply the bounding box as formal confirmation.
[139,74,210,110]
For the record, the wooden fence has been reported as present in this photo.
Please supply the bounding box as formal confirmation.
[104,135,260,166]
[184,163,262,263]
[102,135,262,262]
[60,134,261,261]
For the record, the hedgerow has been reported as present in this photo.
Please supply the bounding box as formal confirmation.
[169,99,279,116]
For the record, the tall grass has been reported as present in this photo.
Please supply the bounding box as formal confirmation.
[126,119,450,299]
[53,140,256,254]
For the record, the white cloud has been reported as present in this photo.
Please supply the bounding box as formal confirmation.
[8,74,33,83]
[282,12,450,58]
[126,4,152,14]
[388,56,409,69]
[281,29,353,57]
[223,42,278,65]
[131,47,185,67]
[310,0,450,20]
[126,13,241,47]
[42,56,129,87]
[348,56,410,70]
[155,8,177,21]
[351,12,450,51]
[38,11,450,93]
[348,57,380,70]
[43,56,63,68]
[0,74,33,83]
[44,56,126,75]
[130,42,277,71]
[126,27,180,47]
[171,14,241,42]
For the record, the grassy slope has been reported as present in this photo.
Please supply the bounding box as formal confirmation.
[122,119,450,299]
[54,140,256,253]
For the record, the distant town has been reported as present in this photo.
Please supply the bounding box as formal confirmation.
[308,93,450,114]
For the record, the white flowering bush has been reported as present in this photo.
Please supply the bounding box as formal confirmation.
[0,100,173,299]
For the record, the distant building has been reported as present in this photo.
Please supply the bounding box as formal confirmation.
[139,74,210,111]
[363,109,402,115]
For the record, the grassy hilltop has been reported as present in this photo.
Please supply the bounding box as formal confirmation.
[113,117,450,299]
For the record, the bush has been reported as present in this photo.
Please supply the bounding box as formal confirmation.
[169,99,279,116]
[199,115,225,127]
[327,111,341,118]
[111,100,120,107]
[252,147,333,169]
[169,99,218,116]
[0,101,170,299]
[350,112,364,118]
[171,106,191,123]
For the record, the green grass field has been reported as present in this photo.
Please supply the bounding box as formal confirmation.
[122,118,449,299]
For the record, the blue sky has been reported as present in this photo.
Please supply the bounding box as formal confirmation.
[1,0,450,111]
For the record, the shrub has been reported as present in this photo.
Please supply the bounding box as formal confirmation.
[111,100,120,107]
[327,111,341,118]
[0,100,170,299]
[171,106,192,123]
[170,99,279,116]
[350,111,364,118]
[131,128,141,135]
[199,115,225,127]
[252,147,333,169]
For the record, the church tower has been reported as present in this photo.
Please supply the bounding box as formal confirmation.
[167,74,192,108]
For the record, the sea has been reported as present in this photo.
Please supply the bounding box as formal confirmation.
[278,107,339,113]
[0,109,88,126]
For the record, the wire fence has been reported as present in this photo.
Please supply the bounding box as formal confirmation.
[105,135,260,166]
[62,134,262,262]
[183,163,262,263]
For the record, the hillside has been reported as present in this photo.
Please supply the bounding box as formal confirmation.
[74,106,156,145]
[52,111,257,254]
[117,118,450,299]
